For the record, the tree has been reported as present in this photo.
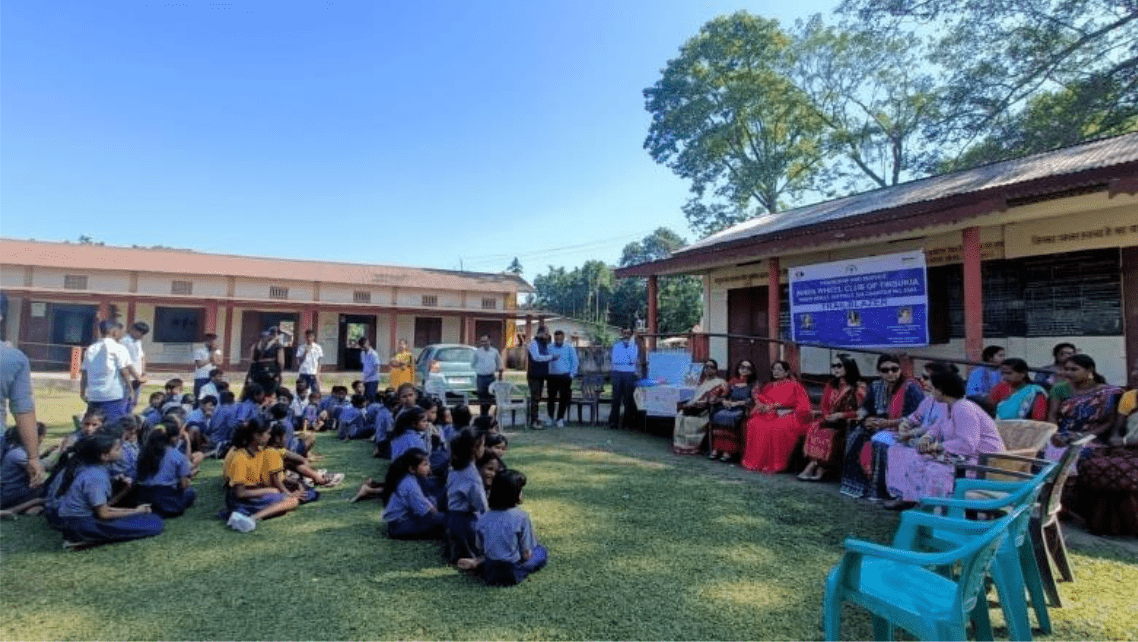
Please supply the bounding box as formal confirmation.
[838,0,1138,155]
[790,16,941,192]
[505,257,523,275]
[644,12,826,237]
[614,228,703,335]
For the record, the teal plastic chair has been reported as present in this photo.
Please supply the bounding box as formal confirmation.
[823,509,1015,641]
[916,459,1057,641]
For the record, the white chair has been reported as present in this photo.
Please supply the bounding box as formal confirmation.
[423,374,470,406]
[490,381,529,429]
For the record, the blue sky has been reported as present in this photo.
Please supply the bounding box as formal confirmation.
[2,0,836,281]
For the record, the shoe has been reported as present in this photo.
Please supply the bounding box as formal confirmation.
[555,419,566,428]
[227,511,257,532]
[322,472,345,487]
[545,415,555,426]
[882,499,918,511]
[719,454,732,462]
[708,451,719,460]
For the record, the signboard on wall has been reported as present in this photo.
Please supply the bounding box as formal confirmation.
[790,250,929,348]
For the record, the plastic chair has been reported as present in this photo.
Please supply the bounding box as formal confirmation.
[978,435,1092,609]
[490,381,529,430]
[823,510,1014,641]
[917,459,1057,640]
[994,420,1057,461]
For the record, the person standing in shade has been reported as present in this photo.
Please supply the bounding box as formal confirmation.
[80,320,134,425]
[358,336,381,403]
[471,335,503,417]
[526,327,558,428]
[193,334,222,399]
[607,328,639,430]
[295,330,324,395]
[547,330,578,427]
[119,321,149,412]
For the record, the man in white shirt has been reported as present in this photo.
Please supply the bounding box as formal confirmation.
[80,319,134,424]
[119,321,149,411]
[193,334,222,399]
[471,335,504,417]
[295,330,323,394]
[607,327,640,430]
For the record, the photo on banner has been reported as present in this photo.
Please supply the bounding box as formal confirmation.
[790,250,929,348]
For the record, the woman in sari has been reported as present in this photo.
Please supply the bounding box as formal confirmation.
[988,358,1049,420]
[741,361,812,474]
[1076,363,1138,535]
[672,359,726,455]
[884,371,1005,510]
[708,360,757,463]
[799,356,866,481]
[389,339,415,389]
[1046,354,1123,456]
[839,354,924,500]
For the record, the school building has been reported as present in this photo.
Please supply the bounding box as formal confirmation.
[616,133,1138,386]
[0,239,532,373]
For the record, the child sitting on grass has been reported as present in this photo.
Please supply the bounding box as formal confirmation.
[0,423,51,517]
[445,427,487,562]
[222,418,301,533]
[338,394,371,441]
[382,448,445,540]
[266,423,342,491]
[457,469,547,586]
[48,434,164,549]
[135,421,197,517]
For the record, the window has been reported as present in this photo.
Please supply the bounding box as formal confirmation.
[153,306,204,343]
[414,317,442,347]
[481,297,497,310]
[63,275,88,290]
[353,290,371,304]
[171,280,193,295]
[269,285,289,300]
[421,294,438,307]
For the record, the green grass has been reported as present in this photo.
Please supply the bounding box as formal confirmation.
[2,384,1137,640]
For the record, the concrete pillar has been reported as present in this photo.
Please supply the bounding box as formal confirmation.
[767,257,781,364]
[962,227,984,363]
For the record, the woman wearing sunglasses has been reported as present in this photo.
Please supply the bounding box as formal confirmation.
[839,354,924,500]
[798,356,866,481]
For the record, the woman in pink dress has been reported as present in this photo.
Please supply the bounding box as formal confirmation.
[741,361,812,474]
[884,370,1005,510]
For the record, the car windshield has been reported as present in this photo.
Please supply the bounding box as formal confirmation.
[434,347,475,362]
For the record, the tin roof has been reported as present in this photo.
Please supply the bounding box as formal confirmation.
[617,132,1138,276]
[0,238,534,293]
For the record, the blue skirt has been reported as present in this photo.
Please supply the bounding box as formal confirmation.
[225,486,290,516]
[445,511,478,562]
[136,485,197,518]
[386,512,445,540]
[60,513,164,544]
[482,545,549,586]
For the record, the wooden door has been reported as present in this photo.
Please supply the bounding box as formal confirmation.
[727,286,770,381]
[474,319,503,350]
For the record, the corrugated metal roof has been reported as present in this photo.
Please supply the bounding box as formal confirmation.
[678,132,1138,255]
[0,239,534,293]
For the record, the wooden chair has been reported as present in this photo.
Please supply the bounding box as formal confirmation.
[995,419,1058,458]
[570,374,606,425]
[490,381,529,430]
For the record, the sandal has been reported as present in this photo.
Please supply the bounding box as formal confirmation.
[719,453,732,462]
[708,451,719,460]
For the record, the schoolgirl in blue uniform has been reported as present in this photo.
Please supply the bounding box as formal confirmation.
[140,392,164,428]
[445,427,487,562]
[235,383,266,428]
[208,390,239,457]
[458,469,548,586]
[389,407,429,462]
[0,423,48,515]
[382,448,445,539]
[338,394,372,440]
[50,434,164,547]
[422,398,451,478]
[135,422,197,517]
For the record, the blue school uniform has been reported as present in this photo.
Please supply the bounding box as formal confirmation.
[109,440,139,480]
[474,507,548,586]
[235,399,262,425]
[383,475,444,539]
[0,445,45,509]
[208,403,239,445]
[141,406,162,427]
[337,405,372,440]
[55,464,164,544]
[389,430,428,463]
[372,406,394,451]
[445,463,488,561]
[136,447,197,517]
[185,408,210,433]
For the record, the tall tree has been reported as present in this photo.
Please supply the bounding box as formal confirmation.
[790,16,941,192]
[644,12,826,237]
[839,0,1138,155]
[505,257,523,275]
[615,228,703,335]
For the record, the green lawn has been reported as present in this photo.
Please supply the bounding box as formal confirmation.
[2,383,1136,640]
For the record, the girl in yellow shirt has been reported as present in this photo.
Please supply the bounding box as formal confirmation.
[222,418,301,533]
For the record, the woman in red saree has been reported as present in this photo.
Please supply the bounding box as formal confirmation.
[799,355,866,481]
[741,361,812,474]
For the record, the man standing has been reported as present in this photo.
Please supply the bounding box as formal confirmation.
[607,327,639,430]
[471,335,504,417]
[547,330,578,427]
[119,321,149,411]
[358,336,381,402]
[193,334,222,399]
[0,294,44,494]
[526,326,558,428]
[295,330,323,395]
[80,319,134,425]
